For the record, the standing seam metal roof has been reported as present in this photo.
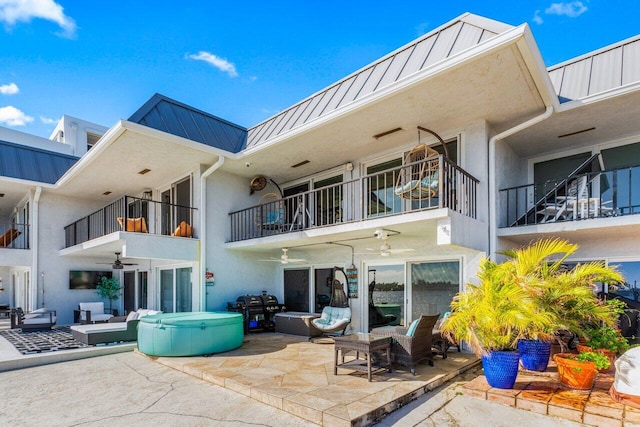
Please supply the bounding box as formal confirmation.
[0,139,79,184]
[245,13,513,149]
[128,93,248,153]
[548,35,640,102]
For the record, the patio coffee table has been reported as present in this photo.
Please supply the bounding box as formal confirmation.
[334,333,392,381]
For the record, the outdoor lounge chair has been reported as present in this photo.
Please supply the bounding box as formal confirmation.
[70,318,139,345]
[255,193,285,230]
[394,127,448,201]
[75,302,114,324]
[310,268,351,342]
[10,307,57,331]
[370,314,439,375]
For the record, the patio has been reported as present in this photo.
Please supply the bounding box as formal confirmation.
[139,332,478,426]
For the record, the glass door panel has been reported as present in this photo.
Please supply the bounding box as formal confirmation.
[284,268,309,312]
[314,268,333,313]
[410,261,459,321]
[160,269,174,313]
[123,271,135,314]
[366,158,403,217]
[138,271,148,309]
[368,265,404,330]
[313,175,343,226]
[176,267,192,312]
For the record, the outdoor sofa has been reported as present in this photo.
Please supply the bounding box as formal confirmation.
[71,308,161,345]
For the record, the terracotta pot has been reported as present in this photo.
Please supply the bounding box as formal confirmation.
[554,353,598,390]
[576,345,616,372]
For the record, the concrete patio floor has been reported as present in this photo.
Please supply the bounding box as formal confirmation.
[141,333,479,426]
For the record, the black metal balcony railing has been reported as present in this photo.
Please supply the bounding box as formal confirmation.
[0,222,29,249]
[500,165,640,227]
[64,196,197,248]
[229,155,478,242]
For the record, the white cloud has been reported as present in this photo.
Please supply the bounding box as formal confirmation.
[0,105,34,126]
[545,1,588,18]
[40,115,57,124]
[0,82,18,94]
[532,10,544,25]
[0,0,77,38]
[187,51,238,77]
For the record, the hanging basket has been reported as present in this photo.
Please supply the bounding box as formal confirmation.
[518,339,551,372]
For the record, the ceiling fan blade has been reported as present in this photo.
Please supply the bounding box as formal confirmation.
[388,248,415,253]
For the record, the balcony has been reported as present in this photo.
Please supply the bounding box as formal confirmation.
[500,165,640,228]
[64,196,197,248]
[229,155,478,242]
[0,222,29,250]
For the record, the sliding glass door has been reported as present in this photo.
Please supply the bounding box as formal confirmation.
[160,267,192,313]
[410,261,460,320]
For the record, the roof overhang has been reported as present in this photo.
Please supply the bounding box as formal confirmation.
[222,24,557,183]
[503,83,640,157]
[54,120,229,200]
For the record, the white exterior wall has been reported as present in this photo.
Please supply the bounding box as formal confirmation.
[204,170,279,310]
[0,125,73,155]
[48,115,108,157]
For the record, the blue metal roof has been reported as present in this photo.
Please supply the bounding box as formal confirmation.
[129,93,247,153]
[0,140,79,184]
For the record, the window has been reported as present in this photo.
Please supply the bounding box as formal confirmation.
[366,158,403,216]
[368,265,405,329]
[608,261,640,304]
[86,132,101,150]
[410,261,460,320]
[534,152,592,200]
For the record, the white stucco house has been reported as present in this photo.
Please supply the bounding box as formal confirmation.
[1,12,639,329]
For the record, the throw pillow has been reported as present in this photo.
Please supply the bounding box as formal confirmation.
[406,318,420,337]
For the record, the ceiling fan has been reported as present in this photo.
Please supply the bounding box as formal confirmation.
[97,252,138,270]
[365,229,415,257]
[260,248,306,264]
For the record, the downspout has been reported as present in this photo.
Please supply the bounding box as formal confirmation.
[199,156,225,311]
[32,186,42,308]
[488,106,553,259]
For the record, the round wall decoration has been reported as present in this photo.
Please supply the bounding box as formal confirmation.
[250,175,267,194]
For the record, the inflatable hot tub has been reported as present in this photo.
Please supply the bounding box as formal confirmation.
[137,312,243,357]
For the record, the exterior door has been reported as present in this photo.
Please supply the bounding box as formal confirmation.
[160,267,192,313]
[367,264,405,330]
[123,271,135,314]
[284,268,309,312]
[138,271,148,309]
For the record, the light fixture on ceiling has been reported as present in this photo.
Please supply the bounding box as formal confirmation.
[558,127,596,138]
[291,160,310,168]
[373,127,402,140]
[138,168,151,175]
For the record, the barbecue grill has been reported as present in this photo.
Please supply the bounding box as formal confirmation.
[227,292,285,334]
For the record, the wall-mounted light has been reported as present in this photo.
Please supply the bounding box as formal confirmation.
[0,277,3,292]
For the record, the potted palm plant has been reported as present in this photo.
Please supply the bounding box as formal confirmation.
[96,276,122,315]
[497,239,624,372]
[441,256,554,389]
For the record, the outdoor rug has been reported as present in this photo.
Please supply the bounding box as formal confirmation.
[0,326,88,354]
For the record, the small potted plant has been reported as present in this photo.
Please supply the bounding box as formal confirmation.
[554,351,610,389]
[96,276,122,315]
[578,324,629,369]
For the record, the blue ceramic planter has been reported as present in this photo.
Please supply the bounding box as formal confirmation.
[518,339,551,372]
[481,350,520,389]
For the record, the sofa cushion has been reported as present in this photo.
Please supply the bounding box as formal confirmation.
[117,217,148,233]
[126,311,139,322]
[406,319,420,337]
[173,221,192,237]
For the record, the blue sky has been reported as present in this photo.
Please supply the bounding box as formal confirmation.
[1,1,639,138]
